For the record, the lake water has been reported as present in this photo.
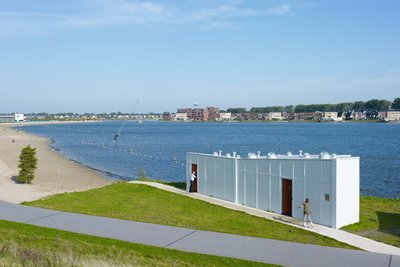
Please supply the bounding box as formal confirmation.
[18,121,400,198]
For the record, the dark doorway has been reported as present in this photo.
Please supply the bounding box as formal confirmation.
[282,178,292,216]
[191,164,198,193]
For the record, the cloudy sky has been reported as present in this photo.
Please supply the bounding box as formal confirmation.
[1,0,399,113]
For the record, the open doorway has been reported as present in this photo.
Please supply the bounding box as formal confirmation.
[281,178,292,216]
[191,164,198,193]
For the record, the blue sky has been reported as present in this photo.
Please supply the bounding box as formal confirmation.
[1,0,399,113]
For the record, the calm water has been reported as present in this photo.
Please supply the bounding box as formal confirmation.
[18,121,400,198]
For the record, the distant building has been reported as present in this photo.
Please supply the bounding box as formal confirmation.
[14,113,25,122]
[162,112,173,121]
[0,113,25,123]
[378,111,400,121]
[264,112,283,120]
[177,108,193,119]
[283,112,322,121]
[321,112,338,122]
[218,112,232,121]
[175,112,188,121]
[192,108,209,121]
[207,107,220,121]
[350,111,366,120]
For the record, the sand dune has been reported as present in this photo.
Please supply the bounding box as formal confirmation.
[0,123,111,204]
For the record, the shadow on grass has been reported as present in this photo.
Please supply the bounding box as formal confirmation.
[377,212,400,236]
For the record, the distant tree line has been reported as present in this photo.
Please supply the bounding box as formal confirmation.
[227,97,400,117]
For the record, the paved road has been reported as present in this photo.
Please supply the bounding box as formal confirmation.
[0,200,398,267]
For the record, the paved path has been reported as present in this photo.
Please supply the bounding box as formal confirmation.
[0,200,399,267]
[131,181,400,256]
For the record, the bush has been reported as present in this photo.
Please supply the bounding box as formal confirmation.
[17,145,38,184]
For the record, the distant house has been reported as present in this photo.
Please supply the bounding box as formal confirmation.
[162,112,173,121]
[321,112,338,122]
[378,111,400,121]
[0,113,25,123]
[175,112,188,121]
[218,112,232,121]
[350,111,366,120]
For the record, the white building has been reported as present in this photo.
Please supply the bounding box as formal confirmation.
[186,151,359,229]
[218,112,232,121]
[266,112,283,120]
[378,111,400,121]
[175,112,188,121]
[321,112,338,122]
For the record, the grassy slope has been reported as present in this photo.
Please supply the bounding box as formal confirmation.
[25,183,355,249]
[0,220,275,267]
[342,196,400,247]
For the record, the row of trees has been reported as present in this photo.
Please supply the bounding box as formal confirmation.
[227,97,400,117]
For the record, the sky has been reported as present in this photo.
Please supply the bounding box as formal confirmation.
[0,0,399,113]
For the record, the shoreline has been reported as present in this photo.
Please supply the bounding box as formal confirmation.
[0,122,112,204]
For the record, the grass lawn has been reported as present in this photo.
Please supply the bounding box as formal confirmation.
[342,196,400,248]
[0,220,276,266]
[25,183,355,249]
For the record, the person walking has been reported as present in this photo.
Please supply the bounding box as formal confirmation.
[189,171,196,192]
[299,198,314,228]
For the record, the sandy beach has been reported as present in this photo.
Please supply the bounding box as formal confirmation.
[0,123,112,204]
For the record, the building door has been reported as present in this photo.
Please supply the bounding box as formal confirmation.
[191,164,198,193]
[281,178,292,216]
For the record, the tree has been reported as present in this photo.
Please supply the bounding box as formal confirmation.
[391,97,400,110]
[17,145,38,184]
[352,101,365,112]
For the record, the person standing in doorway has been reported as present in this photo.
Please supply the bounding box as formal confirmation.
[189,171,196,192]
[299,198,314,228]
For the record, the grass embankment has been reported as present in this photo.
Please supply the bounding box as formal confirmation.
[342,196,400,247]
[0,220,275,267]
[26,183,354,249]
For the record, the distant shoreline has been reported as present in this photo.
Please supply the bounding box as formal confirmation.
[0,122,112,204]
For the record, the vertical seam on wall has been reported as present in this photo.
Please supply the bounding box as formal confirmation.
[256,160,259,209]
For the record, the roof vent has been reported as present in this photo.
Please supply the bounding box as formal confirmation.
[213,151,218,156]
[226,153,231,157]
[219,150,222,156]
[319,152,330,159]
[303,153,310,158]
[257,151,261,158]
[287,152,292,156]
[267,152,277,159]
[233,152,237,157]
[248,153,257,159]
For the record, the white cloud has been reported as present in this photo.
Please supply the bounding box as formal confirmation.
[0,1,292,37]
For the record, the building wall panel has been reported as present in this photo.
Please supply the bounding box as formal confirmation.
[293,160,305,179]
[293,179,305,220]
[281,160,293,178]
[237,170,245,204]
[305,161,321,183]
[304,181,322,224]
[271,176,280,213]
[215,166,225,199]
[245,171,257,208]
[257,173,269,210]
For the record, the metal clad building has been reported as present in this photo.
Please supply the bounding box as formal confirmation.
[187,152,359,229]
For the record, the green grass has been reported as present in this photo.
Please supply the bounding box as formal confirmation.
[25,183,355,249]
[342,196,400,247]
[0,219,276,266]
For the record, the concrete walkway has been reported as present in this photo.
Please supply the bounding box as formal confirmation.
[0,200,398,267]
[130,181,400,256]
